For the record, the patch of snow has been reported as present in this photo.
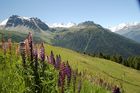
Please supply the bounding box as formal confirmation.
[18,16,30,21]
[0,19,8,25]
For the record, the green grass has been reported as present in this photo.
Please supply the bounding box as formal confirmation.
[45,44,140,93]
[0,44,110,93]
[0,43,140,93]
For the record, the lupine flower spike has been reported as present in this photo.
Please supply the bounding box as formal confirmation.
[40,42,45,62]
[58,62,66,93]
[65,61,72,87]
[55,55,61,69]
[28,32,33,61]
[50,50,55,65]
[33,46,38,70]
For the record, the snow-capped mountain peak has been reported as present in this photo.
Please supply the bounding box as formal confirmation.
[18,16,31,21]
[0,15,49,31]
[108,22,139,32]
[0,16,31,26]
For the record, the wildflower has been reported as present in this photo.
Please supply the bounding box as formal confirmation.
[58,62,66,93]
[58,54,61,63]
[40,43,45,62]
[33,47,38,70]
[55,55,61,69]
[27,32,33,61]
[50,50,55,65]
[65,61,71,86]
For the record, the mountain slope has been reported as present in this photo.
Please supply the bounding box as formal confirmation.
[0,29,53,43]
[52,21,140,57]
[45,44,140,93]
[110,23,140,43]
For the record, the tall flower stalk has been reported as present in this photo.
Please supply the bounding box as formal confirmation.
[24,39,30,58]
[27,32,33,62]
[55,55,61,69]
[50,50,55,65]
[58,62,66,93]
[65,61,71,87]
[40,42,46,75]
[40,42,45,62]
[33,46,38,70]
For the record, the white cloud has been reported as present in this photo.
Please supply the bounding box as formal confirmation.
[49,22,76,28]
[108,22,139,32]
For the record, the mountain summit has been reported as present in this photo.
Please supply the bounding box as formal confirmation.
[0,15,49,31]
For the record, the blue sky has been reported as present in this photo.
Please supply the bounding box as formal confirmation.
[0,0,140,27]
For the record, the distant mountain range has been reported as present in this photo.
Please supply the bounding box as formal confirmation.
[1,15,140,57]
[109,22,140,43]
[52,21,140,57]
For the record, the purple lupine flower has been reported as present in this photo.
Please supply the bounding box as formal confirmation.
[27,32,33,61]
[40,43,45,62]
[50,50,55,65]
[33,47,38,70]
[58,54,61,63]
[55,55,61,69]
[58,62,66,93]
[65,61,72,86]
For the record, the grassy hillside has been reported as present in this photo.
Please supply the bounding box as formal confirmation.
[0,39,140,93]
[45,44,140,93]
